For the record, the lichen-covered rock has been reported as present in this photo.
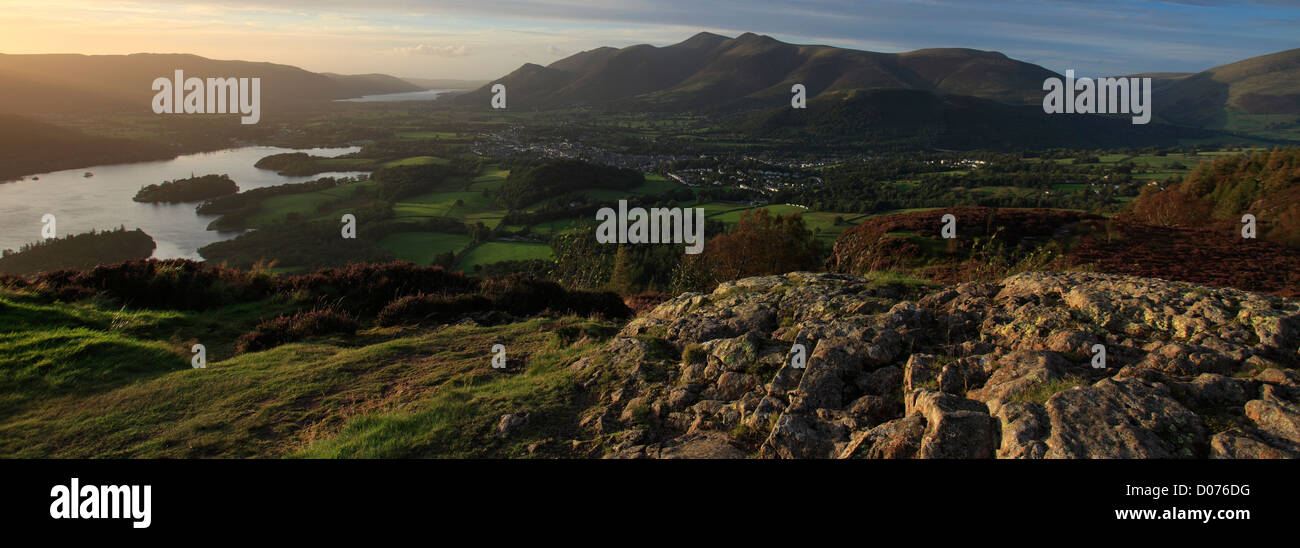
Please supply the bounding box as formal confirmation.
[760,411,851,459]
[903,354,940,393]
[968,350,1071,403]
[1044,377,1207,458]
[838,415,927,459]
[905,389,999,459]
[1244,385,1300,445]
[994,401,1049,459]
[568,271,1299,459]
[1210,428,1300,458]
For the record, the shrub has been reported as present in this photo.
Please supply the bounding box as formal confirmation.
[682,344,708,364]
[479,274,567,316]
[376,293,492,326]
[28,259,276,310]
[703,209,822,284]
[235,308,360,353]
[551,322,619,347]
[279,262,479,315]
[622,292,670,315]
[555,290,632,319]
[477,274,630,319]
[0,273,27,289]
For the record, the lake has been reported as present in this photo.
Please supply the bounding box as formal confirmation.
[0,146,366,260]
[336,89,463,102]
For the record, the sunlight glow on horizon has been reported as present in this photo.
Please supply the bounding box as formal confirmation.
[1,1,1295,79]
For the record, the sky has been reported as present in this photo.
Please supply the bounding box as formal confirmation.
[0,1,1296,80]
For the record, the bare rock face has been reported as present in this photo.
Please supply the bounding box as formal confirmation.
[905,389,999,459]
[968,350,1070,403]
[568,271,1300,459]
[1043,377,1206,458]
[1210,428,1300,459]
[994,401,1050,459]
[1244,385,1300,445]
[839,415,927,459]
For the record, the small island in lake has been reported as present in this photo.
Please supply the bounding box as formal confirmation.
[133,173,239,203]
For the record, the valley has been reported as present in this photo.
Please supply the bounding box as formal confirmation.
[9,0,1300,537]
[2,30,1299,465]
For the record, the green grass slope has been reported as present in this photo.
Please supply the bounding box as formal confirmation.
[0,289,614,458]
[1159,48,1300,136]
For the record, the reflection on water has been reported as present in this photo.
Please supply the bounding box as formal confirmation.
[0,146,365,260]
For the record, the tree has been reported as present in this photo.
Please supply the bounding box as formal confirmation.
[1124,184,1211,228]
[550,226,616,289]
[468,222,491,243]
[703,209,823,284]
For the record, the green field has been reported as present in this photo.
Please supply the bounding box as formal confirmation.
[245,181,373,227]
[685,200,755,217]
[680,201,862,245]
[528,218,586,235]
[379,232,471,265]
[396,131,463,140]
[469,166,509,191]
[708,203,808,223]
[382,156,450,168]
[629,174,685,195]
[457,241,554,272]
[393,190,504,227]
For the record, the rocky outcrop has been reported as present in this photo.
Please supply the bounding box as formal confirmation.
[568,271,1300,459]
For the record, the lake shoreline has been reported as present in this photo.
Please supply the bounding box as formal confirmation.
[0,145,366,260]
[1,139,369,184]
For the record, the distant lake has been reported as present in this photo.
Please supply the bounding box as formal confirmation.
[337,89,463,102]
[0,146,365,260]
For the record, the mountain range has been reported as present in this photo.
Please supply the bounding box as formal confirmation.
[0,53,422,115]
[3,35,1296,133]
[450,32,1300,141]
[450,31,1058,110]
[1,33,1296,157]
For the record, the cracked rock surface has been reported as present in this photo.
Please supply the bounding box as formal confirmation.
[565,271,1300,459]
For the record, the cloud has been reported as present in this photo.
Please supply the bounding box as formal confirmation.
[546,44,566,55]
[392,43,472,56]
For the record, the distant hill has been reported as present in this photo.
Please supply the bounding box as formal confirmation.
[1157,48,1300,129]
[401,77,489,90]
[0,114,174,180]
[318,72,424,97]
[1124,72,1195,80]
[449,32,1060,110]
[0,53,421,115]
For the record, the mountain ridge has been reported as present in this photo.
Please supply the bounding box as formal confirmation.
[448,33,1300,142]
[449,32,1061,110]
[1158,48,1300,128]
